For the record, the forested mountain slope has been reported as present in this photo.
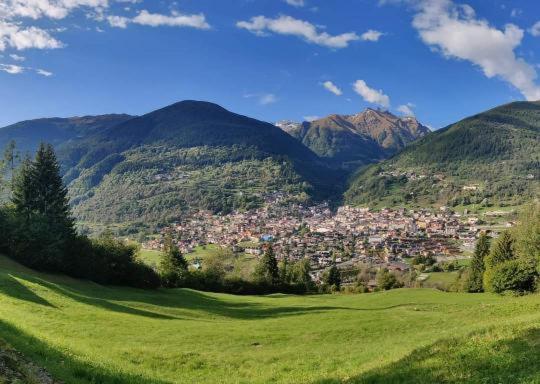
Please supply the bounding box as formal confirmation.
[345,101,540,208]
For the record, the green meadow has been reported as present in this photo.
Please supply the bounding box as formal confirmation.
[1,254,540,383]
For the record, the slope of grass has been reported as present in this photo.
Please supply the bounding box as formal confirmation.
[1,255,540,383]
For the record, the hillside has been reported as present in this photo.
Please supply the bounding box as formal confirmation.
[0,114,133,156]
[345,101,540,209]
[48,101,340,233]
[277,109,430,170]
[1,255,540,383]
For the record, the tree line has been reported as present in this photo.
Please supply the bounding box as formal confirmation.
[0,142,160,288]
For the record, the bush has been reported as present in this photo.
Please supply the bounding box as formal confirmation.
[486,259,537,293]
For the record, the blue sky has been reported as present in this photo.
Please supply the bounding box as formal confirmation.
[1,0,540,129]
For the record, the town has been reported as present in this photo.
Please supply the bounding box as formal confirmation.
[143,195,510,282]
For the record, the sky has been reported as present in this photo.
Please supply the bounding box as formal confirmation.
[1,0,540,129]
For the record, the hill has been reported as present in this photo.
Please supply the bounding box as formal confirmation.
[1,255,540,383]
[277,109,430,170]
[0,114,133,156]
[2,101,339,233]
[345,101,540,209]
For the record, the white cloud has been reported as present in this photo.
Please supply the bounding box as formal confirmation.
[353,79,390,108]
[322,80,342,96]
[236,15,359,49]
[0,0,108,20]
[411,0,540,101]
[303,115,319,121]
[244,93,278,105]
[361,29,384,41]
[107,15,129,28]
[132,10,210,29]
[397,103,415,116]
[9,53,25,61]
[284,0,305,7]
[36,68,52,76]
[510,8,522,18]
[529,21,540,37]
[0,21,63,51]
[0,63,24,74]
[259,93,277,105]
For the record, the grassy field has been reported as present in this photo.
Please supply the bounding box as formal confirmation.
[1,255,540,383]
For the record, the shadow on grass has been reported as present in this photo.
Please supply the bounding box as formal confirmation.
[0,273,56,308]
[0,319,170,384]
[1,255,433,321]
[314,327,540,384]
[19,275,179,320]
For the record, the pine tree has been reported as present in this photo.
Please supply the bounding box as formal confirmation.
[255,245,279,285]
[10,143,75,270]
[485,231,515,268]
[467,233,490,292]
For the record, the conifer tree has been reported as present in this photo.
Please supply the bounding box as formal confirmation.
[10,143,75,270]
[467,233,490,292]
[255,245,279,285]
[485,231,515,268]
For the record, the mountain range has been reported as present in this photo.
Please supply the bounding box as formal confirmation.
[0,99,537,234]
[276,109,430,169]
[345,101,540,208]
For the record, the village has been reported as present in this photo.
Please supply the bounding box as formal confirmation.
[142,194,508,281]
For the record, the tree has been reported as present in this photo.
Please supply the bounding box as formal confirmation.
[255,245,279,285]
[324,258,341,290]
[279,252,290,284]
[377,268,403,290]
[291,258,313,291]
[485,231,515,269]
[160,236,188,287]
[513,204,540,262]
[467,233,490,292]
[10,144,75,270]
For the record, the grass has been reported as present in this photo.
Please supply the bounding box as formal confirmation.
[1,255,540,383]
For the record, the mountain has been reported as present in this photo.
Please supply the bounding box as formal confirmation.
[0,101,339,234]
[0,114,134,156]
[345,101,540,208]
[277,109,430,170]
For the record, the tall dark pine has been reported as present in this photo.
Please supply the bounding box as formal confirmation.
[11,143,75,270]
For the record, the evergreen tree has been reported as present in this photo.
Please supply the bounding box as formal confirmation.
[485,231,515,268]
[324,258,341,289]
[467,233,490,292]
[279,252,289,284]
[10,143,75,270]
[160,236,188,287]
[255,245,279,285]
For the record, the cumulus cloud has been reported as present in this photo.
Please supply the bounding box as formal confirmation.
[529,21,540,37]
[132,10,210,29]
[0,21,63,51]
[236,15,359,49]
[353,79,390,108]
[284,0,305,7]
[322,80,342,96]
[0,0,108,20]
[361,29,384,41]
[411,0,540,101]
[397,103,415,116]
[106,10,211,29]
